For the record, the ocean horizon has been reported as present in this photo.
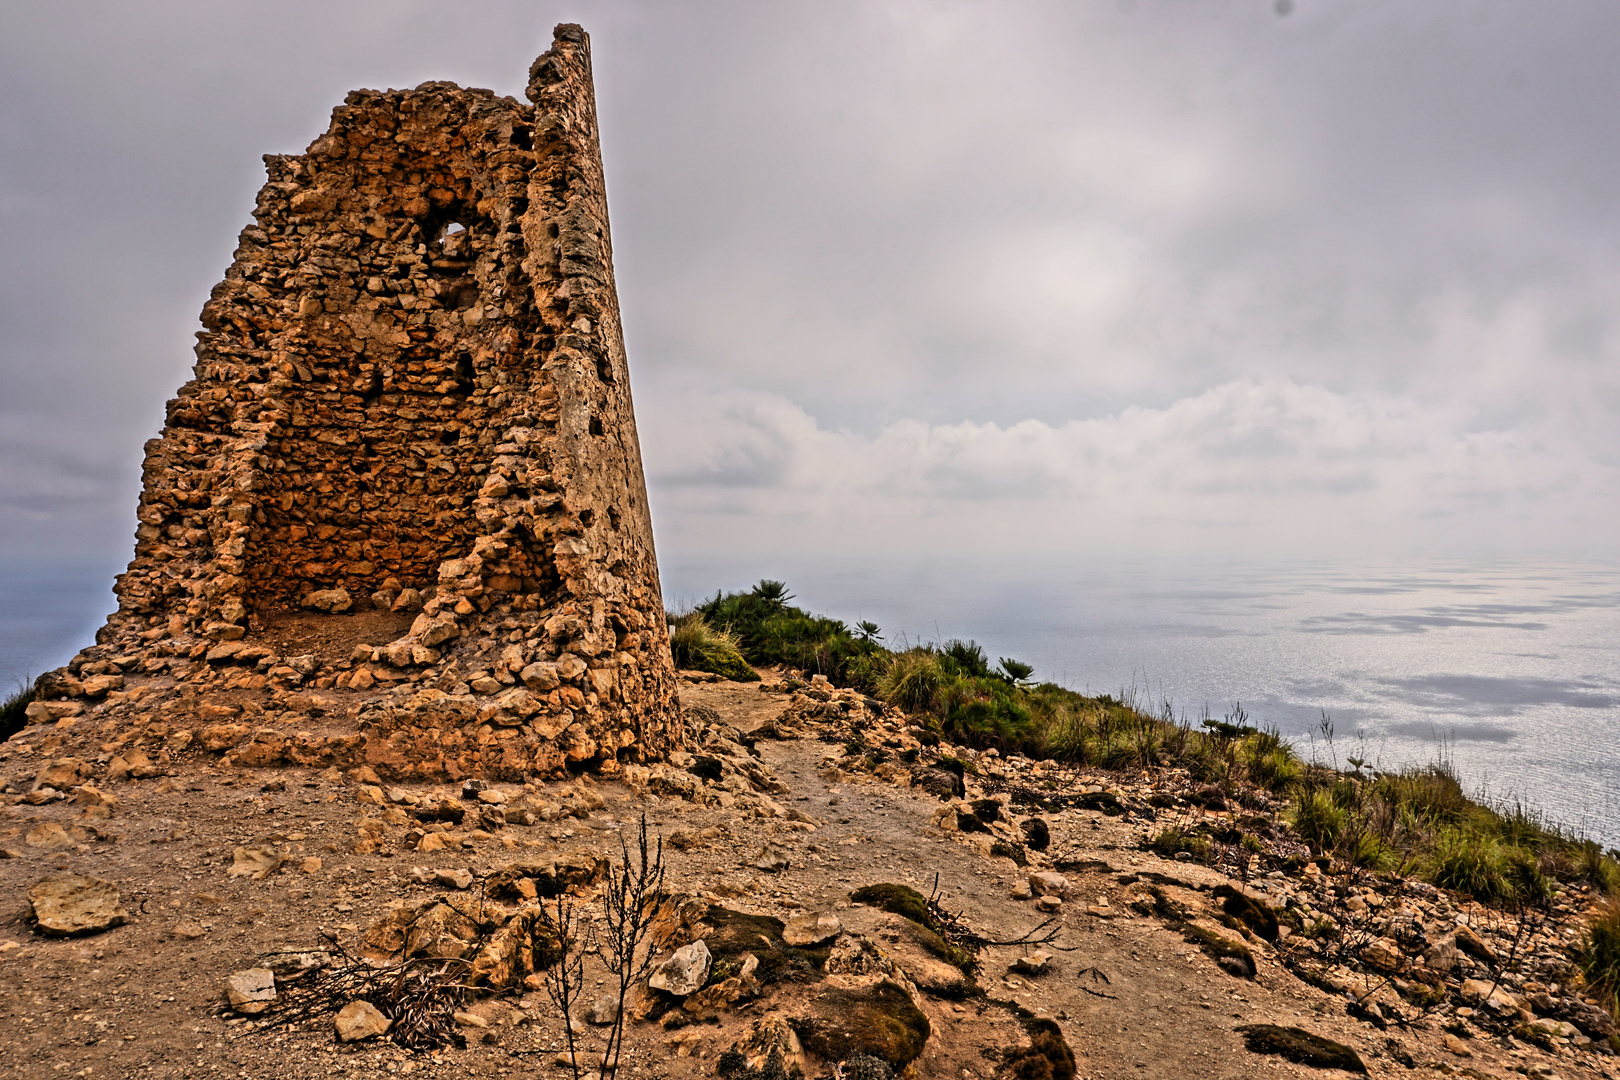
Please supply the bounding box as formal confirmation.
[7,553,1617,847]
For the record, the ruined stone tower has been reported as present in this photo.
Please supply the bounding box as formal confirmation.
[29,25,682,778]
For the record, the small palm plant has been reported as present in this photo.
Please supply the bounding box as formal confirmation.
[750,579,794,611]
[998,658,1035,685]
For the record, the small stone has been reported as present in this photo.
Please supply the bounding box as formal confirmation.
[435,868,474,890]
[477,788,507,805]
[72,784,119,819]
[649,939,712,997]
[418,832,451,853]
[755,847,790,873]
[1085,903,1113,918]
[25,822,81,848]
[1359,938,1405,973]
[1035,895,1063,913]
[1443,1033,1472,1057]
[228,846,284,881]
[452,1010,487,1028]
[301,589,353,613]
[224,968,277,1015]
[409,866,435,884]
[335,1000,391,1042]
[782,912,842,946]
[1029,871,1069,897]
[519,662,560,691]
[586,993,620,1025]
[1011,880,1034,900]
[300,857,323,874]
[1010,951,1051,975]
[174,919,207,940]
[27,873,128,935]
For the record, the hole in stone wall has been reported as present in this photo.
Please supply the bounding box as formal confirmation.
[588,416,604,436]
[361,368,384,405]
[595,355,615,384]
[510,128,533,151]
[454,352,475,394]
[439,428,460,446]
[579,509,594,527]
[607,506,621,532]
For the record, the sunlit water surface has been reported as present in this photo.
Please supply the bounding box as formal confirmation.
[665,556,1620,848]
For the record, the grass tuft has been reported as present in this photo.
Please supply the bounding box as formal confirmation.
[666,613,759,682]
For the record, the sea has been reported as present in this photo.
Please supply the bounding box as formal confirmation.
[664,555,1620,850]
[6,554,1617,848]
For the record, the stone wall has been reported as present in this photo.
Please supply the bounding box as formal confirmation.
[30,25,682,776]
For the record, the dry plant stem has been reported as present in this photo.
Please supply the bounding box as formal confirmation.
[542,893,589,1080]
[597,814,666,1078]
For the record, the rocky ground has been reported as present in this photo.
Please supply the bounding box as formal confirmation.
[1,670,1616,1080]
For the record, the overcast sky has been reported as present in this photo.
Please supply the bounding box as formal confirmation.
[4,0,1620,609]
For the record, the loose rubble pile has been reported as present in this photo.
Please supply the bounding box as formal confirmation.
[821,713,1620,1073]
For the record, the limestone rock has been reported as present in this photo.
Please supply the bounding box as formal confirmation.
[335,1000,391,1042]
[782,912,842,946]
[1028,870,1069,897]
[1359,938,1405,973]
[648,939,711,997]
[27,873,128,936]
[434,868,474,890]
[224,968,277,1015]
[585,993,620,1025]
[300,589,352,613]
[1010,950,1051,975]
[229,846,285,881]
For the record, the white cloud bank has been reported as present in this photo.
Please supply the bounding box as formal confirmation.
[642,377,1617,559]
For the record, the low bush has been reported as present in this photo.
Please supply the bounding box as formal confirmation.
[0,683,32,741]
[1291,789,1347,854]
[1580,899,1620,1018]
[1427,828,1515,905]
[667,613,759,682]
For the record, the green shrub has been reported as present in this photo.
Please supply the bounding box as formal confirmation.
[1427,828,1513,904]
[0,682,32,741]
[878,650,944,714]
[1243,729,1303,792]
[1579,900,1620,1018]
[1370,765,1474,827]
[1291,789,1347,853]
[1343,830,1396,872]
[1578,840,1620,894]
[667,613,759,681]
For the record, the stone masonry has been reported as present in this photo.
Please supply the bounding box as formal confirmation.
[28,25,682,778]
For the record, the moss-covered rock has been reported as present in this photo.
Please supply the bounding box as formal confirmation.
[1213,884,1279,943]
[1180,923,1257,979]
[792,980,931,1070]
[703,905,831,986]
[849,883,975,973]
[1236,1025,1366,1073]
[1001,1018,1077,1080]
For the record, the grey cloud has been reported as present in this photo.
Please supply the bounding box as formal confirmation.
[4,0,1620,581]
